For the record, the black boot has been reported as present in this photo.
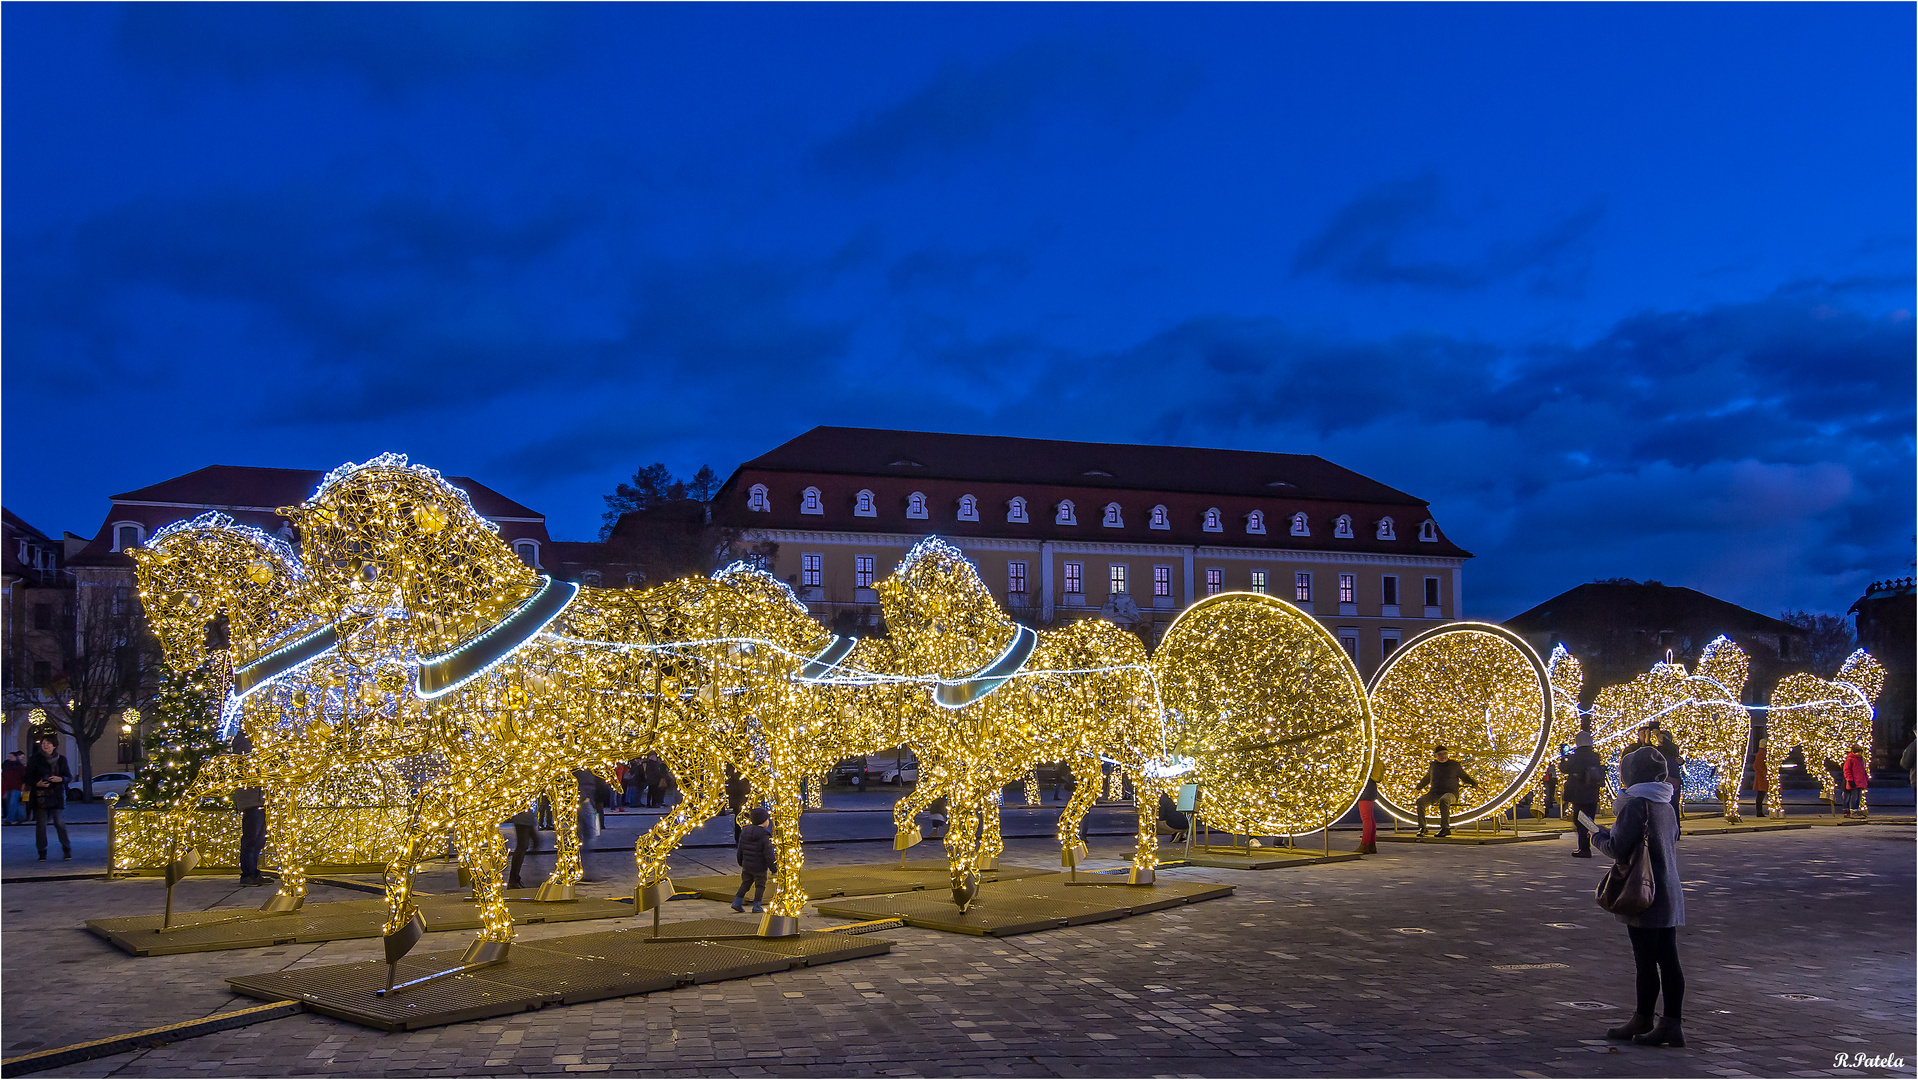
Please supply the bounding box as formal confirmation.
[1632,1016,1685,1047]
[1606,1013,1653,1041]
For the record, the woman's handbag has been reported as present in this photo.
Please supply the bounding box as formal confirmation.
[1595,829,1657,916]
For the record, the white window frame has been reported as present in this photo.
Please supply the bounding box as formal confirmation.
[1338,573,1356,604]
[1108,564,1128,595]
[1152,565,1171,597]
[1381,574,1399,607]
[583,571,603,587]
[906,492,929,520]
[1334,514,1354,539]
[957,494,979,522]
[1245,510,1266,535]
[1102,502,1124,528]
[1205,568,1223,596]
[855,554,876,589]
[1338,628,1360,662]
[1250,569,1267,594]
[1376,516,1396,540]
[1202,508,1223,533]
[1063,561,1084,595]
[513,539,542,568]
[1381,630,1402,657]
[1295,571,1312,603]
[1149,504,1170,530]
[1055,500,1077,526]
[800,487,824,516]
[854,489,877,518]
[111,521,145,552]
[1419,519,1438,542]
[802,552,823,588]
[1007,497,1029,524]
[1008,561,1028,595]
[1289,512,1310,537]
[1424,576,1441,609]
[747,484,772,513]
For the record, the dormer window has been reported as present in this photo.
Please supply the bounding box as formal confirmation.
[1055,500,1077,526]
[906,492,929,520]
[747,484,771,513]
[1007,497,1029,524]
[1202,508,1223,533]
[1246,510,1267,535]
[1419,519,1438,542]
[800,487,824,515]
[1102,502,1124,528]
[513,539,542,568]
[956,494,979,522]
[1289,512,1310,537]
[1334,514,1354,539]
[1376,516,1396,541]
[112,522,145,552]
[1149,505,1170,530]
[582,571,602,587]
[853,489,877,518]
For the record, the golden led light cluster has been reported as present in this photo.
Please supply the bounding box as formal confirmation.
[1516,646,1584,813]
[1366,622,1552,827]
[1588,637,1754,821]
[1768,650,1885,815]
[1153,592,1372,838]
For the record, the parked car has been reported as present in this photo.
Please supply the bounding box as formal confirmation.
[867,755,919,785]
[827,758,868,790]
[79,772,135,801]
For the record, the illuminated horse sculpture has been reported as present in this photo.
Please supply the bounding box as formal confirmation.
[1590,637,1754,822]
[1766,650,1885,816]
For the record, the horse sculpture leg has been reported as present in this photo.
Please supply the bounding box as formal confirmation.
[759,771,806,937]
[891,768,942,855]
[453,811,514,960]
[1128,776,1167,885]
[944,787,982,910]
[633,758,727,912]
[975,782,1005,871]
[259,791,306,913]
[537,778,582,902]
[1056,756,1100,870]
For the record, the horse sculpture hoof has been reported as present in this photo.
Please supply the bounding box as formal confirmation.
[634,878,674,912]
[952,872,980,911]
[975,855,999,871]
[534,881,577,903]
[258,892,304,914]
[1061,843,1089,868]
[1128,863,1156,885]
[757,913,799,938]
[461,939,510,964]
[893,827,922,851]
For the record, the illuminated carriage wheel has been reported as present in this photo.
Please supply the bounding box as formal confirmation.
[1366,621,1552,828]
[1154,591,1373,838]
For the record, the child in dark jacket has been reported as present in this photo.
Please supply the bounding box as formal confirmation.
[733,806,776,913]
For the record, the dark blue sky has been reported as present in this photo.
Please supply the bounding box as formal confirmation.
[6,3,1912,620]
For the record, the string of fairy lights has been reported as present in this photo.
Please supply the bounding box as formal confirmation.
[128,454,1890,957]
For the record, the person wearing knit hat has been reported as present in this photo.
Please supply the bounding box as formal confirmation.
[1562,732,1604,858]
[1594,745,1688,1048]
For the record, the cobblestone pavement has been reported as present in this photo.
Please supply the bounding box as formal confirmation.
[2,821,1910,1077]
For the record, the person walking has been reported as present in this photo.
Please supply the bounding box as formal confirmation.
[1414,746,1476,837]
[644,755,668,809]
[725,765,752,843]
[1654,726,1685,821]
[1841,745,1869,818]
[1541,754,1561,819]
[3,751,25,825]
[507,804,539,890]
[1563,733,1605,858]
[1357,760,1383,854]
[232,730,267,886]
[1750,738,1770,818]
[731,805,775,914]
[1901,739,1915,791]
[24,736,72,860]
[573,768,607,883]
[1595,745,1688,1048]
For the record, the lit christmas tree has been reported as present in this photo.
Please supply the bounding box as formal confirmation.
[122,662,227,808]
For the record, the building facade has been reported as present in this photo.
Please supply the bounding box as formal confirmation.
[711,427,1472,676]
[1850,577,1915,773]
[2,509,78,759]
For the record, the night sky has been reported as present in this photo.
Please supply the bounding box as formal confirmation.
[5,4,1911,620]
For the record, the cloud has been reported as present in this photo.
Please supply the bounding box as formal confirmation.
[813,38,1198,181]
[1293,173,1603,293]
[113,3,573,92]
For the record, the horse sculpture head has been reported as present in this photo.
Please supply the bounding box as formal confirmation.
[134,512,313,675]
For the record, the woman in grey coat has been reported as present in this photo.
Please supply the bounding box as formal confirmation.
[1595,745,1686,1047]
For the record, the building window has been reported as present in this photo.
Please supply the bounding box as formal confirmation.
[112,523,143,552]
[1008,561,1028,595]
[1335,515,1354,539]
[1205,568,1223,595]
[1102,502,1124,528]
[1376,516,1396,540]
[1295,572,1312,603]
[854,489,877,517]
[627,571,643,586]
[1055,500,1077,526]
[1419,519,1438,542]
[1153,565,1171,597]
[582,571,602,587]
[801,487,824,515]
[1381,575,1399,606]
[1425,576,1440,609]
[748,484,771,513]
[1250,570,1267,594]
[801,553,823,588]
[1149,505,1170,530]
[1339,630,1360,662]
[906,492,929,519]
[1339,573,1356,604]
[1109,564,1128,595]
[31,604,52,631]
[854,554,876,589]
[1382,631,1402,657]
[1063,562,1083,595]
[1245,510,1266,535]
[957,494,979,522]
[112,586,132,616]
[1202,508,1223,533]
[1289,512,1310,537]
[513,540,541,568]
[119,731,142,765]
[1007,497,1029,523]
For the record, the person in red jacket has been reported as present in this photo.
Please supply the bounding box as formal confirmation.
[1841,745,1869,818]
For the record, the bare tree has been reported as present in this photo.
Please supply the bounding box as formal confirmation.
[1779,610,1857,678]
[4,581,161,800]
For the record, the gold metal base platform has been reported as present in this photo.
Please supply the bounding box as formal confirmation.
[1125,846,1364,869]
[1375,830,1560,846]
[87,893,635,957]
[225,918,892,1031]
[814,877,1232,937]
[1677,820,1813,836]
[677,860,1054,903]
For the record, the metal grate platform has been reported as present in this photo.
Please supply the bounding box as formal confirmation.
[1376,830,1561,846]
[88,894,636,957]
[677,862,1054,903]
[1123,846,1366,870]
[814,877,1232,936]
[226,919,891,1031]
